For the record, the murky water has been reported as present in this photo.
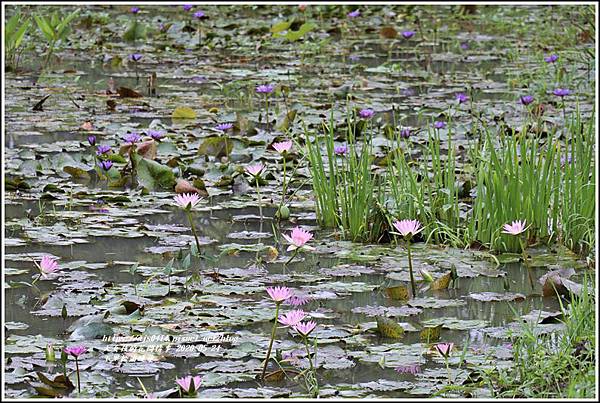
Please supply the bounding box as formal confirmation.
[3,4,594,399]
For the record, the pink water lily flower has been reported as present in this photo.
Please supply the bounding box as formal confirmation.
[392,219,423,237]
[434,342,454,358]
[272,140,293,154]
[282,227,314,251]
[502,220,528,235]
[176,375,201,393]
[266,286,294,302]
[174,193,200,210]
[245,163,264,177]
[39,256,59,278]
[278,309,306,327]
[64,345,87,358]
[294,321,317,336]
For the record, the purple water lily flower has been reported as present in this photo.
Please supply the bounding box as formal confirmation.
[334,144,348,156]
[194,10,206,19]
[64,345,87,358]
[402,31,415,39]
[553,88,571,97]
[520,95,534,105]
[129,53,142,62]
[256,84,275,94]
[130,7,140,14]
[544,54,559,63]
[359,108,375,119]
[87,135,96,146]
[434,121,447,129]
[147,130,164,141]
[400,127,411,138]
[395,364,422,375]
[460,42,469,50]
[347,10,360,18]
[98,160,113,171]
[123,132,141,144]
[561,154,574,167]
[183,4,193,12]
[96,145,112,155]
[456,93,468,103]
[216,123,234,131]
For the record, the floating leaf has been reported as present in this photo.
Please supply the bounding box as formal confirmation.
[133,154,176,191]
[419,325,442,343]
[172,106,197,119]
[270,20,292,33]
[63,166,90,180]
[376,316,405,338]
[380,26,397,39]
[385,285,410,301]
[197,136,233,158]
[117,87,143,98]
[430,270,453,290]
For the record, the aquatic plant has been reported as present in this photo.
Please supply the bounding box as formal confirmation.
[481,278,595,397]
[292,321,319,397]
[358,108,375,119]
[262,286,294,380]
[194,10,207,46]
[283,227,314,264]
[176,375,201,397]
[456,93,468,104]
[520,95,534,105]
[347,10,360,18]
[470,125,561,252]
[5,11,31,71]
[305,106,381,242]
[216,123,233,132]
[256,84,275,132]
[395,364,422,375]
[34,9,80,70]
[174,193,202,254]
[147,130,164,141]
[392,219,423,296]
[435,342,454,384]
[402,30,415,39]
[272,140,293,219]
[129,53,142,82]
[64,345,87,393]
[278,309,306,327]
[245,163,265,220]
[33,255,59,284]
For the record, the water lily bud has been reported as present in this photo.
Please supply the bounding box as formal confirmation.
[45,343,55,362]
[264,246,279,262]
[420,268,434,283]
[276,205,290,220]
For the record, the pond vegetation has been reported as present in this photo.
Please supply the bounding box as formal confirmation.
[3,3,596,399]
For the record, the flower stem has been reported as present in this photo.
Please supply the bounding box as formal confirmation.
[186,210,202,256]
[285,249,299,265]
[278,156,287,215]
[303,336,315,372]
[444,356,452,385]
[75,357,81,393]
[519,237,534,289]
[265,94,270,133]
[261,302,280,380]
[406,240,417,296]
[256,180,263,221]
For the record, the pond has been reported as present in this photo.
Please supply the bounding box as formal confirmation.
[3,3,596,399]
